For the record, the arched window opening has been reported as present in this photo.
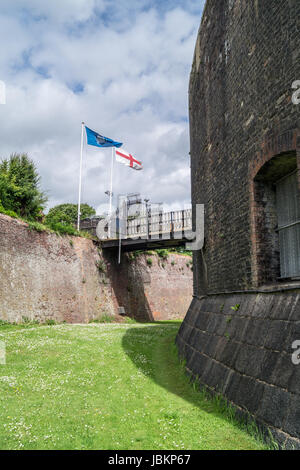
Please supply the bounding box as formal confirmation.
[253,151,299,284]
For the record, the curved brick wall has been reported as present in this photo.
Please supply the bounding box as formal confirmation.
[177,0,300,448]
[177,292,300,448]
[189,0,299,294]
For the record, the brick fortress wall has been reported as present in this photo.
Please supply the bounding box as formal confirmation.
[0,213,114,323]
[0,213,192,323]
[104,251,193,322]
[177,0,300,448]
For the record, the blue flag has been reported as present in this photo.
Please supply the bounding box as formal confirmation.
[85,126,122,148]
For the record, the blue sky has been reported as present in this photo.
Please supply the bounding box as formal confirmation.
[0,0,205,213]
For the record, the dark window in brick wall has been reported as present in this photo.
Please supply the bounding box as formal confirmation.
[254,151,298,285]
[276,171,300,279]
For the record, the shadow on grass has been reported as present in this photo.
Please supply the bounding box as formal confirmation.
[121,324,272,449]
[121,324,217,411]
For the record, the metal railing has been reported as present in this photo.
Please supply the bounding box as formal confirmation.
[126,208,192,239]
[80,208,192,241]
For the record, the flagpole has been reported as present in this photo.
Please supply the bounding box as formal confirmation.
[109,147,114,215]
[118,197,123,264]
[108,146,115,237]
[77,121,85,231]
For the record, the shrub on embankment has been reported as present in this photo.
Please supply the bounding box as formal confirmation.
[0,153,95,239]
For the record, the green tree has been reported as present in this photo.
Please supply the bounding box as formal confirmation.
[45,203,96,228]
[0,153,47,219]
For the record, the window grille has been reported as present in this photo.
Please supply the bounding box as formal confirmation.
[276,171,300,278]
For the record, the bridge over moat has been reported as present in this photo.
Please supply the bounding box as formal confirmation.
[80,208,194,252]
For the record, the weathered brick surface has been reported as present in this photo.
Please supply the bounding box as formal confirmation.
[0,214,114,323]
[0,214,192,323]
[104,252,193,322]
[190,0,299,293]
[178,0,300,448]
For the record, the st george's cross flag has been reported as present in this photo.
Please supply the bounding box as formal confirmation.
[85,126,123,148]
[115,148,143,171]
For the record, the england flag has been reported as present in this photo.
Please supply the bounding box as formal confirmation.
[115,148,143,171]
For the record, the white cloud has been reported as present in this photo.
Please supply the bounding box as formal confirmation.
[0,1,205,213]
[0,0,100,23]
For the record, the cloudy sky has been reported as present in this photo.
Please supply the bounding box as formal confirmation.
[0,0,204,214]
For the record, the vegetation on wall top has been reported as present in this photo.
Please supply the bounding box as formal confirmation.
[0,153,96,239]
[0,153,47,220]
[45,203,95,228]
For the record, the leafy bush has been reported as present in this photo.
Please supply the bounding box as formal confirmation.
[0,319,13,326]
[156,249,169,260]
[169,247,193,257]
[47,221,78,236]
[146,258,153,266]
[21,316,32,324]
[96,259,107,273]
[45,203,95,227]
[123,316,137,324]
[0,158,96,240]
[27,221,49,233]
[91,314,114,323]
[0,153,47,220]
[0,200,18,218]
[78,230,94,240]
[231,304,240,312]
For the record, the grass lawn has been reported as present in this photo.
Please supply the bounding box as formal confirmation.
[0,322,269,450]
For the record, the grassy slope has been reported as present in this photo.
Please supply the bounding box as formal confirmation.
[0,323,268,450]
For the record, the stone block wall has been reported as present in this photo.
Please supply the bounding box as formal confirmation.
[177,291,300,448]
[178,0,300,448]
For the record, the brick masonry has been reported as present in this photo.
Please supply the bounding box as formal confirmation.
[177,0,300,447]
[0,214,192,323]
[189,0,299,294]
[104,251,193,322]
[0,213,114,323]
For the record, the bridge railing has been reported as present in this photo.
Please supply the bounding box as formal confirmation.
[126,208,192,239]
[80,208,192,240]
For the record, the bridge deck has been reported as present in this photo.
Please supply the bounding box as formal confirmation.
[81,208,193,252]
[101,230,193,252]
